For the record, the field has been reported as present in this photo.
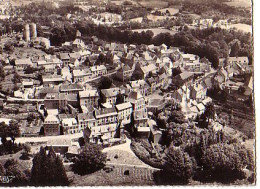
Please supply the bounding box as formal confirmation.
[139,0,168,8]
[215,98,255,139]
[69,147,157,186]
[69,165,155,186]
[224,0,252,8]
[132,28,177,36]
[230,23,252,33]
[158,8,179,15]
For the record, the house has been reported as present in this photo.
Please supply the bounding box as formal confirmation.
[79,89,99,107]
[43,114,60,136]
[219,58,226,68]
[173,72,194,86]
[85,107,120,143]
[213,67,229,87]
[101,88,123,104]
[72,38,85,48]
[73,69,92,82]
[190,83,207,101]
[129,80,150,97]
[116,64,134,82]
[15,58,33,71]
[115,102,132,125]
[148,119,162,144]
[38,86,59,99]
[128,91,148,128]
[61,67,72,82]
[44,93,67,109]
[227,57,249,67]
[94,107,118,126]
[135,63,157,78]
[147,98,166,114]
[60,83,84,94]
[42,75,64,87]
[172,85,190,103]
[78,113,96,132]
[59,53,70,65]
[196,103,205,115]
[46,138,71,155]
[61,118,79,134]
[66,94,79,108]
[90,65,107,77]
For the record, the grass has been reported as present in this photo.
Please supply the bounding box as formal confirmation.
[215,97,255,139]
[139,0,168,8]
[132,28,177,36]
[69,165,155,186]
[224,1,252,8]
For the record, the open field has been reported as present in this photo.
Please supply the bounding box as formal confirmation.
[132,28,177,36]
[69,165,155,186]
[215,98,255,139]
[139,0,168,8]
[230,23,252,33]
[224,0,252,8]
[158,8,179,15]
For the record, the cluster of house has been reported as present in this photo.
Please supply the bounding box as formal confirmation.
[215,56,253,94]
[191,18,232,30]
[0,21,253,147]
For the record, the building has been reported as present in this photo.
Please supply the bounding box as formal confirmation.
[44,93,67,109]
[46,138,71,155]
[128,91,148,128]
[101,88,123,104]
[73,69,92,82]
[116,102,132,125]
[42,75,63,87]
[137,63,157,78]
[129,80,150,97]
[148,119,162,144]
[60,83,84,94]
[78,113,96,132]
[116,64,133,82]
[79,89,99,107]
[227,57,249,67]
[61,118,79,134]
[94,107,118,126]
[43,115,60,136]
[190,83,207,101]
[147,98,166,114]
[90,65,107,77]
[15,59,33,71]
[60,53,70,65]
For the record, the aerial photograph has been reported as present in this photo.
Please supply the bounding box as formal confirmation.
[0,0,255,186]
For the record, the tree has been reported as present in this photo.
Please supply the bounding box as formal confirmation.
[20,144,31,160]
[0,121,8,145]
[78,137,85,147]
[71,144,106,175]
[131,70,143,81]
[204,102,216,122]
[31,147,69,186]
[8,120,20,144]
[200,143,253,183]
[156,147,193,184]
[115,92,124,105]
[0,163,5,175]
[98,76,112,90]
[172,67,182,77]
[4,159,30,186]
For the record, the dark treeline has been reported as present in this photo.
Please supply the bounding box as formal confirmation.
[72,21,252,68]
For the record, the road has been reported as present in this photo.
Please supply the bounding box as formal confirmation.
[15,132,83,144]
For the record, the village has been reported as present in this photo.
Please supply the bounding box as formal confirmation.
[0,0,255,186]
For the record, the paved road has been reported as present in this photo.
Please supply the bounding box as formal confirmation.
[15,132,83,144]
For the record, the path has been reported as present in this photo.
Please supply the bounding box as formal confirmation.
[15,132,83,144]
